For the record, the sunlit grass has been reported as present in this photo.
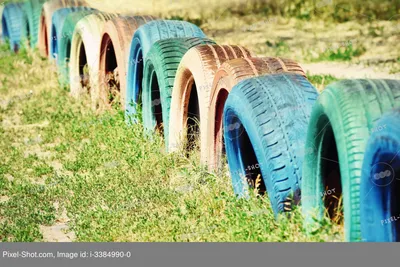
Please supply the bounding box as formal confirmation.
[0,44,344,242]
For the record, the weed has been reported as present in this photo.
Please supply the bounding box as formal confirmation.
[307,74,339,91]
[314,42,366,62]
[265,40,290,56]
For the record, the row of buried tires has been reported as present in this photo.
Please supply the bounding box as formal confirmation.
[1,0,400,242]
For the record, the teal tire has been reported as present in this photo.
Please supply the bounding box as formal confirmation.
[125,20,206,122]
[223,73,318,215]
[142,37,215,145]
[1,2,24,51]
[21,0,46,48]
[302,79,400,241]
[57,10,99,87]
[50,6,94,59]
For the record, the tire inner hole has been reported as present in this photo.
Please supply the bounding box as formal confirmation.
[390,161,400,241]
[78,42,89,91]
[43,16,48,56]
[134,49,144,108]
[235,117,266,196]
[320,122,343,224]
[374,153,400,241]
[105,39,119,105]
[215,89,229,162]
[186,80,200,152]
[150,72,163,134]
[51,24,57,58]
[2,17,9,39]
[26,21,30,47]
[65,39,71,65]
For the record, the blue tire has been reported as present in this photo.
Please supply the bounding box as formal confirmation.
[21,0,46,48]
[223,73,318,215]
[50,6,94,60]
[1,3,24,51]
[360,109,400,242]
[125,20,206,121]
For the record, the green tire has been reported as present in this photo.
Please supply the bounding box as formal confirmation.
[57,10,99,87]
[302,79,400,241]
[21,0,46,48]
[142,37,215,146]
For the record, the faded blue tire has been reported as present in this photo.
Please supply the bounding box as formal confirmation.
[38,0,88,57]
[57,10,99,87]
[223,73,318,215]
[50,6,95,60]
[1,3,24,51]
[125,20,206,122]
[361,109,400,242]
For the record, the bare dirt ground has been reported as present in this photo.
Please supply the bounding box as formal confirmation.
[301,62,400,79]
[40,201,75,242]
[87,0,399,79]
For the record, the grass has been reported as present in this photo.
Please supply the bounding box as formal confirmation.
[307,74,339,92]
[265,40,291,56]
[312,42,367,62]
[0,44,344,242]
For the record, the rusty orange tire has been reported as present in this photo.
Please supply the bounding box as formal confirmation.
[38,0,88,58]
[98,15,155,110]
[69,12,117,108]
[206,57,306,171]
[168,44,252,160]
